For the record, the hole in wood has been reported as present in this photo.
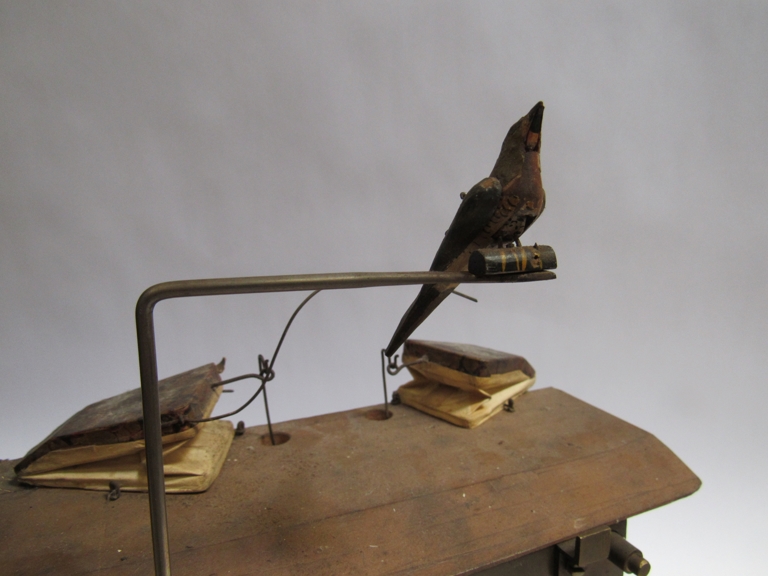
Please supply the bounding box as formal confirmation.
[260,432,291,446]
[365,409,392,421]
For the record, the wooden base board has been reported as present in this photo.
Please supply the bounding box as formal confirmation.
[0,388,700,575]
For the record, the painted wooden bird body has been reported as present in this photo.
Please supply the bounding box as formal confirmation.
[384,102,546,358]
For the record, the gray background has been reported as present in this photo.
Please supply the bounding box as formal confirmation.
[1,2,765,573]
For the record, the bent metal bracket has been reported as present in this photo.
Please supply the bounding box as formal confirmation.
[137,257,556,576]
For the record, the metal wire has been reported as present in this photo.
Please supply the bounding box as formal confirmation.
[185,374,267,424]
[451,290,478,302]
[136,268,556,576]
[380,350,429,418]
[268,290,320,370]
[380,349,391,418]
[185,290,321,434]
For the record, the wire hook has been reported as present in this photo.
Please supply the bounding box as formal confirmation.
[386,353,428,376]
[380,350,429,417]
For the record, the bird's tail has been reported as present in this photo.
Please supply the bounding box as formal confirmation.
[384,283,456,357]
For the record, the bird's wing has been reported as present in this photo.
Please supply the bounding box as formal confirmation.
[429,177,503,271]
[383,178,502,357]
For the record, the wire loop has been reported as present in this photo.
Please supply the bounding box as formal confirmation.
[185,290,321,427]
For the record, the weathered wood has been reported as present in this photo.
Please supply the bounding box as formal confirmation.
[14,361,224,474]
[404,340,535,379]
[397,376,534,428]
[0,388,700,576]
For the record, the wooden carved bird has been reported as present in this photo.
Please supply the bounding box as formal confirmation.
[384,101,546,358]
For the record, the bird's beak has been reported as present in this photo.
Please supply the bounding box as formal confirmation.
[525,101,544,151]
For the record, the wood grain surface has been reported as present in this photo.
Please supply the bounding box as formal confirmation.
[0,388,700,576]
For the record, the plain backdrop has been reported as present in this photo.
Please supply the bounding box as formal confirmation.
[1,2,766,574]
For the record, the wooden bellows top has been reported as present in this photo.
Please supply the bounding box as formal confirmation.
[403,339,535,378]
[14,361,224,474]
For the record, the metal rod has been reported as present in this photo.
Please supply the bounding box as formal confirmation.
[263,385,275,445]
[380,349,390,419]
[451,290,478,302]
[136,269,554,576]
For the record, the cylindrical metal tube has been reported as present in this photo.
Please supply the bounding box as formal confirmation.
[468,245,557,276]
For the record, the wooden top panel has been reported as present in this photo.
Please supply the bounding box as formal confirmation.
[0,388,700,575]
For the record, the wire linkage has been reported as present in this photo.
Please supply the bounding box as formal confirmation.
[185,290,321,445]
[380,350,429,418]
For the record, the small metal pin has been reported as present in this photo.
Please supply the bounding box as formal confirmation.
[451,290,478,303]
